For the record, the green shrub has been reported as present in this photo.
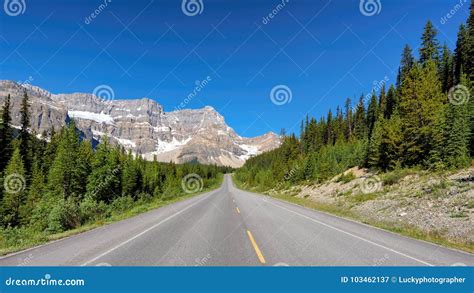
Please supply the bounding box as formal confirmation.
[382,168,415,186]
[108,196,134,214]
[47,198,81,233]
[80,197,108,224]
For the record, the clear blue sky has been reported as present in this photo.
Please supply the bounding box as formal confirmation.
[0,0,470,137]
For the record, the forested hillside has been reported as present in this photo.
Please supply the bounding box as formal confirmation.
[235,4,474,190]
[0,91,230,253]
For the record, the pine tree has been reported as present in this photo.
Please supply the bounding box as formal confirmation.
[443,74,470,168]
[466,0,474,78]
[380,112,403,170]
[20,158,44,225]
[122,151,139,198]
[344,98,353,140]
[75,139,94,197]
[440,44,454,92]
[2,147,26,227]
[399,61,445,166]
[45,123,81,200]
[366,91,378,139]
[419,21,441,65]
[384,85,398,119]
[0,95,13,172]
[325,110,334,145]
[19,91,31,175]
[397,44,415,89]
[354,95,367,140]
[378,84,387,118]
[454,24,468,84]
[86,139,121,203]
[366,115,383,168]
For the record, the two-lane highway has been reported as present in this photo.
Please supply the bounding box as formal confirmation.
[1,174,473,266]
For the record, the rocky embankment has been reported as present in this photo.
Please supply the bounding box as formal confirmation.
[267,166,474,251]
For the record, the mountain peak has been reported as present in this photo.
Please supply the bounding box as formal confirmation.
[0,80,281,167]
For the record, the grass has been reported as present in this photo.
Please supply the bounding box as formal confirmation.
[381,168,418,186]
[336,171,356,184]
[0,175,224,256]
[232,175,474,254]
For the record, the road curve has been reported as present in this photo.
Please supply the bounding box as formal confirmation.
[1,174,473,266]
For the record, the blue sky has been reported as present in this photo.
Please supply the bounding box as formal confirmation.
[0,0,470,137]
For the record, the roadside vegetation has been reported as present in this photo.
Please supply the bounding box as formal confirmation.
[0,92,230,255]
[235,6,474,253]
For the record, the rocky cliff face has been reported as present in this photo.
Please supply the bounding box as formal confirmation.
[0,80,281,167]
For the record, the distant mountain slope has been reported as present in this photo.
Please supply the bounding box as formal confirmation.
[0,80,281,167]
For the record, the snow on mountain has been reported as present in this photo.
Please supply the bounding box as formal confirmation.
[0,80,281,167]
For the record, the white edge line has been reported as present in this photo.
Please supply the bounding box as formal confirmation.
[267,200,434,266]
[81,193,212,266]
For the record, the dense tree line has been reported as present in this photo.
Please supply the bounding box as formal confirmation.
[236,4,474,189]
[0,92,229,235]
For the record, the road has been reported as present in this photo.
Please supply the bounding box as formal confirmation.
[1,174,473,266]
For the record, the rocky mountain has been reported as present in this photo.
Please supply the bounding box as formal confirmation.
[0,80,281,167]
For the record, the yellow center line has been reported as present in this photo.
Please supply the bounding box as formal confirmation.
[246,230,266,264]
[236,207,240,214]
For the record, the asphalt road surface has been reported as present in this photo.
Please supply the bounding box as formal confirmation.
[1,174,473,266]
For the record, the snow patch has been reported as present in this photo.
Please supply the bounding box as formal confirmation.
[68,111,114,124]
[239,144,260,161]
[115,137,136,148]
[156,137,191,153]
